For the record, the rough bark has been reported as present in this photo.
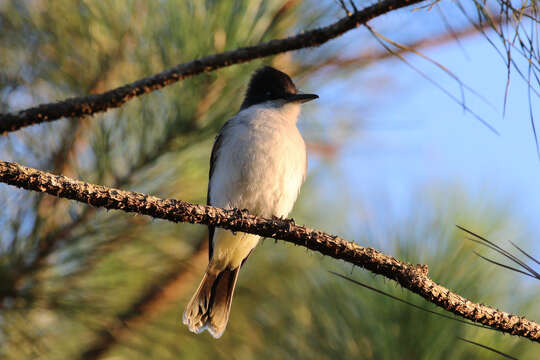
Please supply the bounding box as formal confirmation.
[0,0,425,134]
[1,160,539,342]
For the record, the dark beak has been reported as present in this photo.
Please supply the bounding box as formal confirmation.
[285,93,319,103]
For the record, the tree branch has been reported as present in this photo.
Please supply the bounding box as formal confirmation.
[0,0,425,134]
[1,160,539,342]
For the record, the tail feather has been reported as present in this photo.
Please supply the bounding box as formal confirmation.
[183,268,239,338]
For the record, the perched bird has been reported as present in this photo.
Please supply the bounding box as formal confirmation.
[183,66,318,338]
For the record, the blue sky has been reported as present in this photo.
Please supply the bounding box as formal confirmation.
[299,10,540,256]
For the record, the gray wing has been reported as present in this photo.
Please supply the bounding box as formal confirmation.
[207,121,232,261]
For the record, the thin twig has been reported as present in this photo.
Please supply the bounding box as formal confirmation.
[458,225,540,280]
[457,337,519,360]
[330,272,490,330]
[365,24,499,135]
[309,16,505,74]
[510,241,540,266]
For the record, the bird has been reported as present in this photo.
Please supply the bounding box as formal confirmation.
[182,66,318,338]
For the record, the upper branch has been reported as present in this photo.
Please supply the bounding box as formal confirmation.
[0,0,425,134]
[1,160,539,342]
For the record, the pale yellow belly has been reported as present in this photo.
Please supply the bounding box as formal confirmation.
[210,228,260,271]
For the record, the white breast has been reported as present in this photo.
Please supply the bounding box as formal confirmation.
[209,102,307,218]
